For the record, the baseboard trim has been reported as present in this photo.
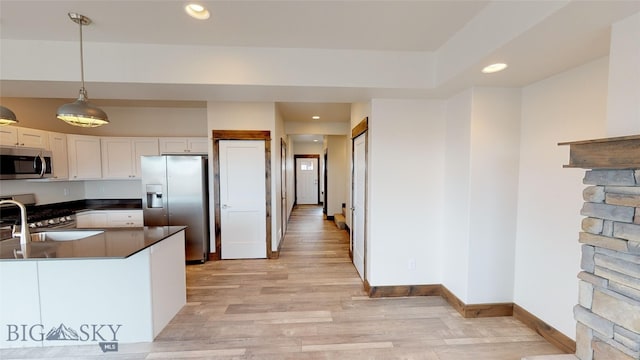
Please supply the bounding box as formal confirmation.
[369,284,440,297]
[366,284,575,352]
[208,252,220,261]
[440,285,514,318]
[513,304,576,354]
[366,284,513,318]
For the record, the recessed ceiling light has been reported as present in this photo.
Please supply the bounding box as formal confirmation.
[482,63,508,74]
[313,139,319,142]
[312,115,320,120]
[185,3,210,20]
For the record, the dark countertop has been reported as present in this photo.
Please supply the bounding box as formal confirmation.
[0,198,143,227]
[0,226,186,261]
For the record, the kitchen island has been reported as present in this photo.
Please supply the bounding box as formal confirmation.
[0,226,186,349]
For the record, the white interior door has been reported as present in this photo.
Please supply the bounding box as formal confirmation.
[280,141,287,240]
[219,140,267,259]
[352,134,366,280]
[296,158,318,204]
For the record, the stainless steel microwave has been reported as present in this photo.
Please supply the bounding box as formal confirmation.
[0,146,53,180]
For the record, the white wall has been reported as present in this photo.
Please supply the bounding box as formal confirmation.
[367,98,445,286]
[274,105,285,249]
[514,57,609,339]
[467,87,521,304]
[292,141,323,155]
[285,136,295,220]
[0,180,85,205]
[443,87,521,305]
[285,121,349,135]
[443,89,473,301]
[0,98,207,136]
[348,102,371,231]
[326,135,348,217]
[84,180,143,199]
[606,12,640,136]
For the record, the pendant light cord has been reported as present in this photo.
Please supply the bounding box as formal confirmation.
[78,18,86,94]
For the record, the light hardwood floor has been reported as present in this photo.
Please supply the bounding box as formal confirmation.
[1,205,566,359]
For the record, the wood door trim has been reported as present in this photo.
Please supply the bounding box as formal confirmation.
[212,130,273,259]
[352,117,368,139]
[213,130,271,140]
[280,138,287,250]
[294,154,321,205]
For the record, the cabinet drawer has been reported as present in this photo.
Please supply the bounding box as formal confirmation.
[107,211,143,227]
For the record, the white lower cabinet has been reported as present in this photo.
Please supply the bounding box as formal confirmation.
[76,210,143,228]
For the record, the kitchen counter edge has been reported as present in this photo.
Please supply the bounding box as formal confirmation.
[0,225,187,261]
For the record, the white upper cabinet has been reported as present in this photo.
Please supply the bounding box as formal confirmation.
[133,138,160,177]
[67,134,102,180]
[159,137,208,154]
[48,132,69,180]
[0,126,50,149]
[101,138,159,179]
[0,126,17,146]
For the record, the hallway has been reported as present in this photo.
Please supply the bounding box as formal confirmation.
[0,205,565,359]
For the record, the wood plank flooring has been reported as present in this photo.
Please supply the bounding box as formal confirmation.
[0,205,566,359]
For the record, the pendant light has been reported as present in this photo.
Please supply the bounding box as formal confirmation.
[0,106,18,126]
[56,13,109,127]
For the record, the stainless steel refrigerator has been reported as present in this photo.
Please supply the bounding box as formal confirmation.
[141,155,209,262]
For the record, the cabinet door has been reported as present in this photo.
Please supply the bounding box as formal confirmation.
[133,139,159,178]
[76,212,108,228]
[18,128,50,149]
[101,138,135,179]
[0,126,18,146]
[107,210,143,227]
[159,138,188,154]
[67,135,102,180]
[188,138,209,154]
[48,132,69,180]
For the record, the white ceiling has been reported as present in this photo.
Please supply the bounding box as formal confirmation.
[0,1,488,51]
[1,0,639,134]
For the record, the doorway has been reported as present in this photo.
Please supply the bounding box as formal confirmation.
[212,130,272,259]
[351,118,368,281]
[294,154,320,205]
[280,139,288,244]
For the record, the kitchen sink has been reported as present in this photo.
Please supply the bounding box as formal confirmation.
[30,230,104,242]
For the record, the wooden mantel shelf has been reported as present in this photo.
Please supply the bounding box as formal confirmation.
[558,134,640,169]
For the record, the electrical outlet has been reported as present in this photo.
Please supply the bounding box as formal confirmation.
[63,188,70,196]
[408,258,416,270]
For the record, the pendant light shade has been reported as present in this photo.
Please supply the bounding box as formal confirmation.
[0,106,18,126]
[56,13,108,128]
[57,89,109,127]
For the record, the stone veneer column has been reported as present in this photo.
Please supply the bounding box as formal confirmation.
[561,135,640,360]
[575,169,640,360]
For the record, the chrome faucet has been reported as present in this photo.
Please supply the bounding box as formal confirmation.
[0,199,30,245]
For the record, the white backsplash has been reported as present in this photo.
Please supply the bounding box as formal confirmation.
[84,180,143,199]
[0,180,85,205]
[0,179,143,205]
